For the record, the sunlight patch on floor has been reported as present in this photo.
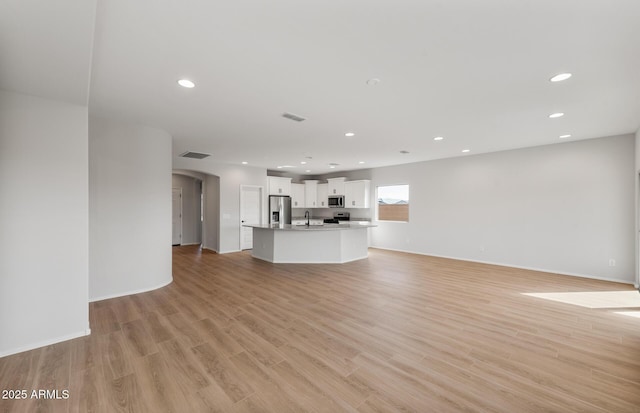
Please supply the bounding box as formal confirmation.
[522,291,640,309]
[615,311,640,319]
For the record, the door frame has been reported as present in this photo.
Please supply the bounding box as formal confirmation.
[239,185,264,250]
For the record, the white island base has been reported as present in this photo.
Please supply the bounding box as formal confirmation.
[250,225,371,264]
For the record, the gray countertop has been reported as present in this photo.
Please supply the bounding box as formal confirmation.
[244,222,376,231]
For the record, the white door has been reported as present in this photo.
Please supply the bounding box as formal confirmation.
[240,185,262,250]
[172,188,182,245]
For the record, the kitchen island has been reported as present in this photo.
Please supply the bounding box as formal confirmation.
[244,222,376,264]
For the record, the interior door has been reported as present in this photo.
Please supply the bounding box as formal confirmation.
[172,188,182,245]
[240,185,262,250]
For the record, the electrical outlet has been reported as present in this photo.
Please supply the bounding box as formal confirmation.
[609,259,616,267]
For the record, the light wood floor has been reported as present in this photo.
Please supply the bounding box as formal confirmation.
[2,246,640,412]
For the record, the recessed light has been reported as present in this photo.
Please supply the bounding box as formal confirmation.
[462,149,470,153]
[300,161,307,165]
[305,169,311,173]
[177,79,195,88]
[549,112,564,118]
[366,78,381,86]
[550,73,572,82]
[434,136,444,141]
[345,132,355,137]
[281,165,293,168]
[359,161,365,164]
[276,166,283,169]
[241,161,248,165]
[329,166,336,169]
[559,134,572,139]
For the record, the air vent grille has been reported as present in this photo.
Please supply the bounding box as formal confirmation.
[179,151,211,159]
[282,112,306,122]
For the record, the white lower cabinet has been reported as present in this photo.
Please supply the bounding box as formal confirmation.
[292,218,323,226]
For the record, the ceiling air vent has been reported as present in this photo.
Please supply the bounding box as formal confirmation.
[282,112,306,122]
[179,151,211,159]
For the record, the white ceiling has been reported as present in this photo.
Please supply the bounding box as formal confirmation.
[4,1,640,175]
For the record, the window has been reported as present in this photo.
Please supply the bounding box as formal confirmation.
[377,184,409,222]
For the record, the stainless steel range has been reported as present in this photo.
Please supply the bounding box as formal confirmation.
[323,212,350,224]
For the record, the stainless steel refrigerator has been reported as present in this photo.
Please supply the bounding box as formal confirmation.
[269,195,291,225]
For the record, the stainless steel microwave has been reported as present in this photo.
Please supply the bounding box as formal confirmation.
[328,195,344,208]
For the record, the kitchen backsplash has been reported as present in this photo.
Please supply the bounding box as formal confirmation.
[291,207,371,220]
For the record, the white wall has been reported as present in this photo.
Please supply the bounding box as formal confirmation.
[89,116,173,301]
[173,158,267,253]
[172,174,202,245]
[0,90,89,356]
[370,135,635,284]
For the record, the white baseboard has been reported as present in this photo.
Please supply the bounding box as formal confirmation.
[251,256,367,264]
[370,247,635,286]
[89,277,173,303]
[194,246,240,254]
[0,329,90,358]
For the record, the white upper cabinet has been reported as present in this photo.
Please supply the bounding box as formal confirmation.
[268,176,291,195]
[345,180,370,208]
[316,183,328,208]
[327,177,346,196]
[275,177,368,208]
[291,183,305,208]
[304,180,318,208]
